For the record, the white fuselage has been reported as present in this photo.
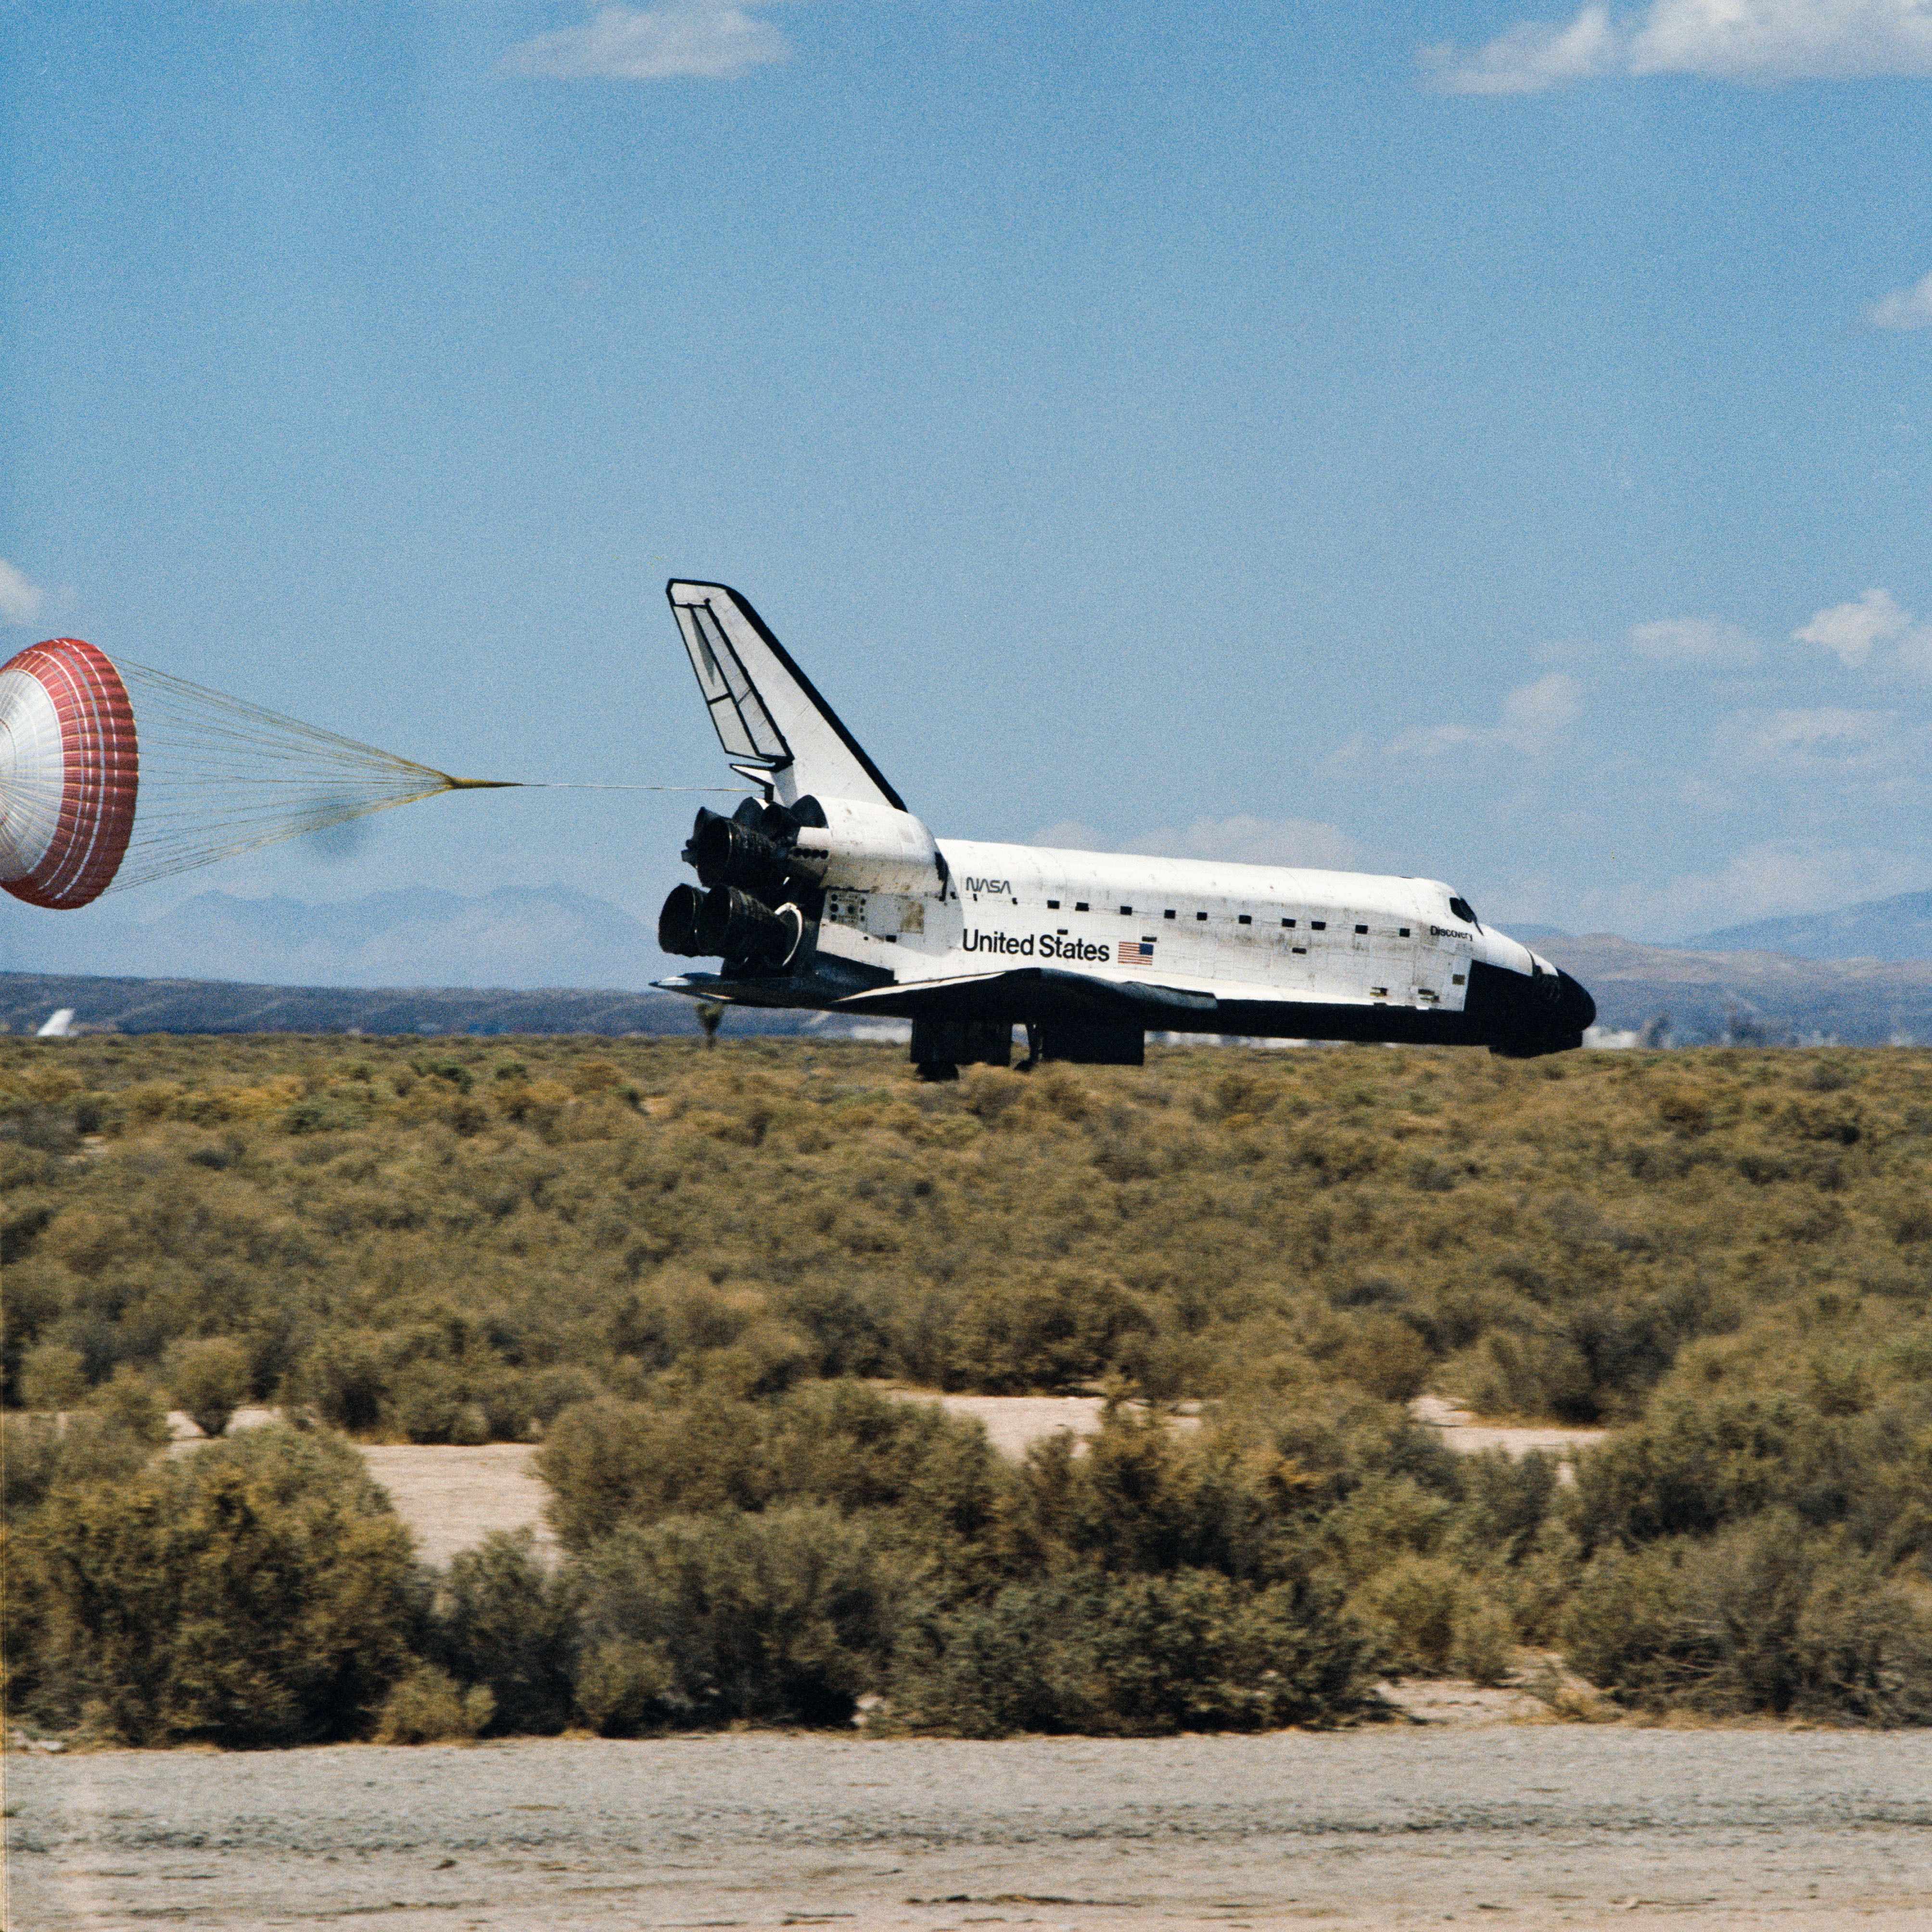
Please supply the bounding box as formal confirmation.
[803,837,1551,1019]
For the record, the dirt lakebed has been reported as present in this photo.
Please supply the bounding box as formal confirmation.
[12,1728,1932,1932]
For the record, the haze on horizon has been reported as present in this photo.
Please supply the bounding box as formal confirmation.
[6,0,1932,979]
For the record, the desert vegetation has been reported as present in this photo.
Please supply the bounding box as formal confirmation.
[5,1033,1932,1739]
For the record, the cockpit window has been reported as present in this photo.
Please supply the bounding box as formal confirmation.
[1448,895,1479,928]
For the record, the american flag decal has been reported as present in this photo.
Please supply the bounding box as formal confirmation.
[1119,939,1156,966]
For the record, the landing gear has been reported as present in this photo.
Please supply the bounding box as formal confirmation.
[909,1018,1010,1079]
[1020,1022,1145,1067]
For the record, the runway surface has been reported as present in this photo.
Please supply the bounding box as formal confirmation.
[11,1726,1931,1931]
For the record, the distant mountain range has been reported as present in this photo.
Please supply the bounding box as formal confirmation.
[1680,889,1932,963]
[0,886,662,990]
[5,882,1932,1046]
[0,969,865,1039]
[1514,888,1932,964]
[1494,888,1932,1043]
[1530,935,1932,1047]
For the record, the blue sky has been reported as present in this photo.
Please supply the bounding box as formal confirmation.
[5,0,1932,975]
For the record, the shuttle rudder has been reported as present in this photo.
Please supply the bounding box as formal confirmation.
[666,583,904,812]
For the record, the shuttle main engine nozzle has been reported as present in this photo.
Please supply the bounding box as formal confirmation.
[686,810,795,897]
[694,884,801,965]
[658,883,708,955]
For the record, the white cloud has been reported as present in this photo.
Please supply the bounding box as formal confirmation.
[1422,5,1620,92]
[1574,840,1930,937]
[1031,815,1360,869]
[1868,270,1932,329]
[1425,0,1932,93]
[0,560,46,627]
[1629,616,1758,665]
[1500,673,1584,748]
[1391,673,1582,758]
[1030,819,1106,852]
[501,2,789,81]
[1792,587,1932,671]
[1723,704,1906,775]
[1131,816,1362,869]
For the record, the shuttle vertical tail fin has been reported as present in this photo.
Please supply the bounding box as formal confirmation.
[666,582,903,811]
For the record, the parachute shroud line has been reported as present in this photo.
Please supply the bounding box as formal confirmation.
[0,638,746,909]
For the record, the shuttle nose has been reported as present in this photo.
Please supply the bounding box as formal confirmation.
[1557,967,1596,1035]
[1480,957,1597,1056]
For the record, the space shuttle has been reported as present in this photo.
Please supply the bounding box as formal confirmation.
[654,582,1595,1076]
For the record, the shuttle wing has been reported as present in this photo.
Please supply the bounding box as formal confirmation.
[836,965,1221,1017]
[834,957,1420,1018]
[666,582,904,811]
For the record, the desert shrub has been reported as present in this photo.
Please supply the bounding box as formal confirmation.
[2,1415,67,1523]
[0,1260,65,1406]
[303,1333,392,1435]
[1568,1389,1932,1560]
[896,1567,1377,1736]
[693,1318,815,1399]
[944,1270,1152,1393]
[12,1034,1932,1441]
[525,1365,603,1427]
[299,1332,568,1445]
[1,1409,172,1715]
[572,1636,677,1733]
[995,1398,1467,1608]
[762,1381,1007,1545]
[168,1336,253,1437]
[1562,1512,1932,1722]
[1005,1410,1283,1585]
[538,1383,1008,1574]
[83,1367,173,1448]
[572,1504,891,1730]
[2,1409,161,1528]
[1453,1597,1517,1685]
[433,1529,578,1735]
[19,1423,420,1743]
[775,1278,896,1378]
[538,1397,777,1550]
[390,1360,491,1445]
[14,1034,1932,1731]
[1451,1448,1560,1567]
[18,1342,87,1411]
[1336,1313,1434,1403]
[1471,1302,1681,1426]
[1363,1557,1466,1674]
[376,1664,495,1743]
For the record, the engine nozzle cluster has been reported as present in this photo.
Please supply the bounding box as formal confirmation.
[658,879,801,965]
[686,811,793,898]
[661,800,816,969]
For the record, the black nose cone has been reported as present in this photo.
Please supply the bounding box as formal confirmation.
[1557,968,1596,1035]
[1477,958,1597,1057]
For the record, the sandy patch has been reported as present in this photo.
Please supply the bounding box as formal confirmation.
[162,1395,1608,1571]
[1410,1394,1608,1460]
[904,1394,1206,1458]
[358,1443,556,1568]
[167,1411,551,1569]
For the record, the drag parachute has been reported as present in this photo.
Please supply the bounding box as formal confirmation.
[0,639,138,908]
[0,637,513,910]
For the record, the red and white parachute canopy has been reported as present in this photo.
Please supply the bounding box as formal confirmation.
[0,638,139,909]
[1,637,737,912]
[0,638,516,910]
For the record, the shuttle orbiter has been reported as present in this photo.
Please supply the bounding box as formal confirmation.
[654,583,1595,1076]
